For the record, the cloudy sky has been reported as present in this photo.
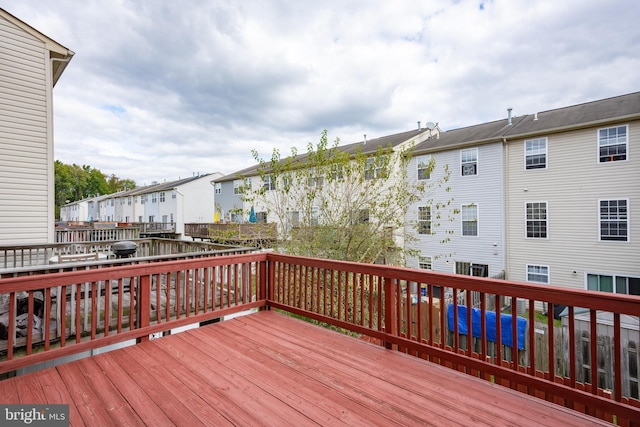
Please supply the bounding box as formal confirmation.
[5,0,640,185]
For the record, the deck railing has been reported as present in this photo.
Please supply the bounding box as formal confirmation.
[0,253,267,374]
[0,252,638,424]
[0,238,246,270]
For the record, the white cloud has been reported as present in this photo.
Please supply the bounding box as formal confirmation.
[5,0,639,184]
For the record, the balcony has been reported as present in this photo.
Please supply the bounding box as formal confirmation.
[0,253,638,425]
[185,222,277,246]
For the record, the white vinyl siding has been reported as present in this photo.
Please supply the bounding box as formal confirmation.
[408,143,504,276]
[506,123,640,290]
[0,15,51,243]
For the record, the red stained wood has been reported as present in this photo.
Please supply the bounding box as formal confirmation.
[0,311,613,426]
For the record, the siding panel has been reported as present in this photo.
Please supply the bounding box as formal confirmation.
[506,122,640,290]
[0,13,50,244]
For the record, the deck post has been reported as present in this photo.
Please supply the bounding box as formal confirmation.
[137,274,151,343]
[383,277,397,350]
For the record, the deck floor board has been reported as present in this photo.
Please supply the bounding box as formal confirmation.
[1,310,609,426]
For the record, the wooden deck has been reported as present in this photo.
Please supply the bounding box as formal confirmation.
[0,310,609,426]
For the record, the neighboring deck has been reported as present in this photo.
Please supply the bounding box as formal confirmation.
[0,311,608,426]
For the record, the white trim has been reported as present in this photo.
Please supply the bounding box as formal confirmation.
[524,200,549,240]
[597,124,628,164]
[526,263,550,284]
[597,198,630,242]
[460,202,479,237]
[524,137,548,170]
[460,147,478,177]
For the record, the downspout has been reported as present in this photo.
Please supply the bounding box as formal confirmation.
[502,137,509,280]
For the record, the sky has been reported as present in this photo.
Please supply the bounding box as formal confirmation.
[4,0,640,185]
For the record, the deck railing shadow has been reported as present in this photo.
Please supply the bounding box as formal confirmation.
[0,252,638,425]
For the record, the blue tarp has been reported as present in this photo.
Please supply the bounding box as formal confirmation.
[446,304,527,350]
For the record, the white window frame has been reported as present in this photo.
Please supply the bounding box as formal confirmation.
[419,256,432,270]
[599,198,628,242]
[233,180,244,194]
[417,206,431,234]
[461,203,478,237]
[598,125,628,163]
[460,148,478,176]
[215,183,222,194]
[526,264,550,284]
[525,201,548,239]
[525,137,547,170]
[587,272,640,295]
[160,192,166,202]
[263,175,275,191]
[416,155,432,180]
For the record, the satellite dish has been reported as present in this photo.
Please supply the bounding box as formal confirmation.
[425,122,435,130]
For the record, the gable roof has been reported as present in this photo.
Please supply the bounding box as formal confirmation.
[215,128,432,182]
[0,7,75,86]
[413,92,640,154]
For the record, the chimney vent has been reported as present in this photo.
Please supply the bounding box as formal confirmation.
[363,134,367,144]
[534,112,538,121]
[417,121,421,130]
[507,108,513,125]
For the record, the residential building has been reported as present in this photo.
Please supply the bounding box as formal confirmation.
[408,120,507,279]
[215,128,437,253]
[0,8,73,243]
[503,92,640,294]
[61,173,223,239]
[408,92,639,295]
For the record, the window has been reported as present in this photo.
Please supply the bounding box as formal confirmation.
[598,125,627,162]
[587,274,640,296]
[263,175,275,191]
[330,164,344,181]
[311,206,319,226]
[358,209,369,223]
[525,137,547,169]
[417,206,431,234]
[162,215,168,223]
[172,191,176,199]
[148,215,155,222]
[307,174,324,187]
[233,180,244,194]
[526,202,547,238]
[255,211,267,223]
[417,155,432,180]
[600,199,628,241]
[215,183,222,194]
[527,265,549,284]
[461,148,478,176]
[286,211,300,228]
[151,193,157,203]
[110,199,114,206]
[456,262,488,277]
[160,192,165,202]
[127,196,132,206]
[365,156,386,180]
[419,256,432,270]
[461,203,478,236]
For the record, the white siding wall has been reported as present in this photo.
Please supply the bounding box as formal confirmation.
[506,122,640,290]
[0,15,52,243]
[179,174,222,230]
[407,142,505,276]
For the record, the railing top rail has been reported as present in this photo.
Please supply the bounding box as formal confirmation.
[0,252,268,293]
[266,253,640,317]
